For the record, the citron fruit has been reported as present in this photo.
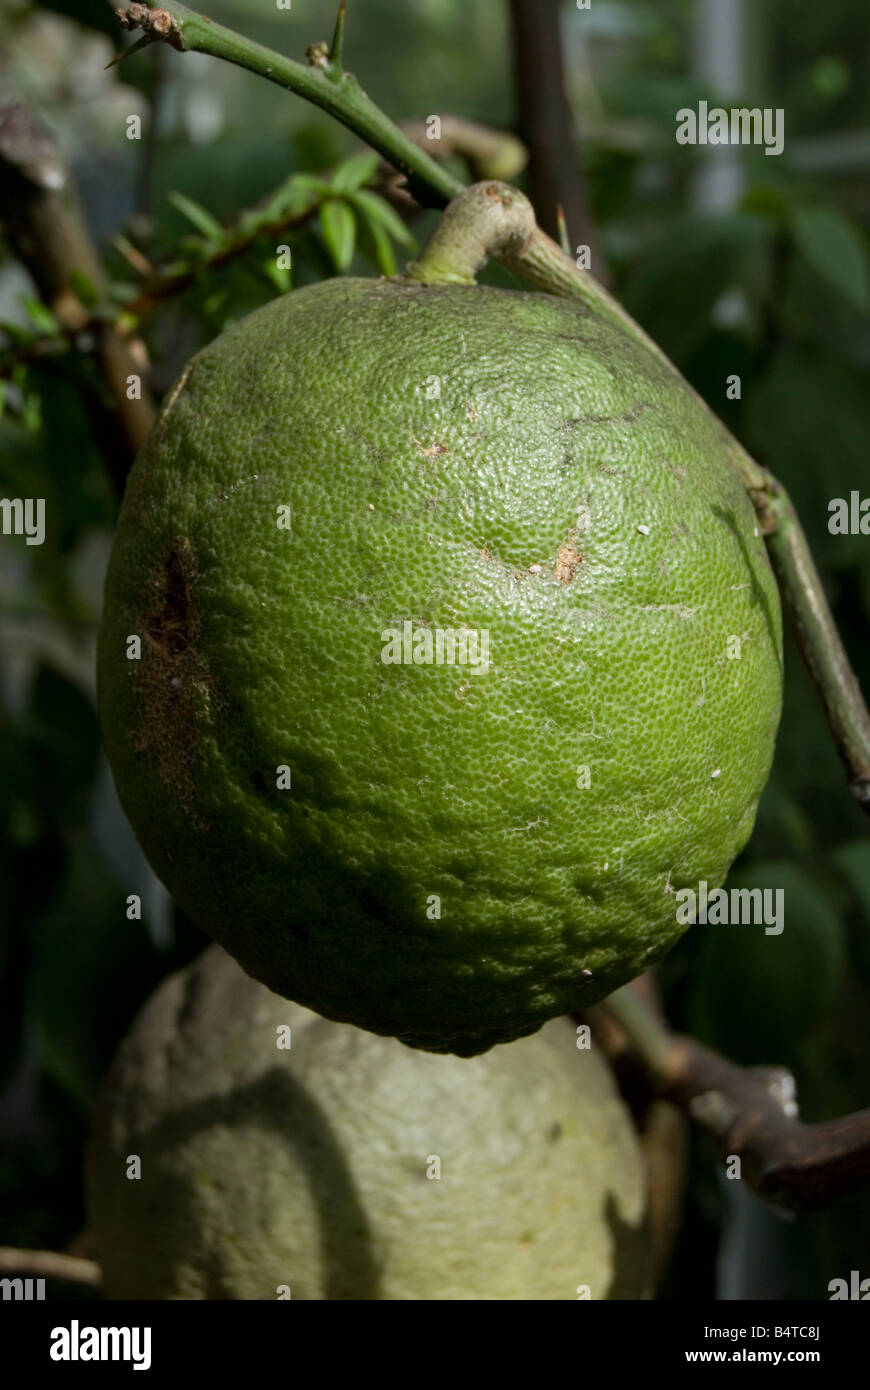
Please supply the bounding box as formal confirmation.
[97,257,782,1055]
[87,944,648,1300]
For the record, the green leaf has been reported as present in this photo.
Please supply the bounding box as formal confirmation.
[69,269,101,309]
[350,189,416,249]
[260,256,293,293]
[20,298,60,336]
[791,206,870,314]
[289,173,332,198]
[357,212,397,276]
[167,190,225,242]
[330,150,380,194]
[319,198,356,271]
[258,174,318,225]
[0,320,32,345]
[202,287,230,316]
[22,392,42,432]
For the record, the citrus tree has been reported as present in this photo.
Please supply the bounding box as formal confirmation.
[2,0,870,1301]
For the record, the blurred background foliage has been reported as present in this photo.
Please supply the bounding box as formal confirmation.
[1,0,869,1298]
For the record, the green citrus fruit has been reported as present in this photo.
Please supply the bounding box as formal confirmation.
[87,944,648,1300]
[97,275,782,1055]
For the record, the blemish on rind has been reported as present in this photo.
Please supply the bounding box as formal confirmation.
[135,537,211,828]
[556,544,583,585]
[555,526,583,585]
[414,437,449,459]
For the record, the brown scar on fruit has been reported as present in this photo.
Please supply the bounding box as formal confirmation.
[135,537,211,827]
[413,437,448,459]
[556,528,583,585]
[146,545,191,655]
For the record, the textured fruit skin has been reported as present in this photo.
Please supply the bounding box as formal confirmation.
[87,944,648,1300]
[97,277,783,1055]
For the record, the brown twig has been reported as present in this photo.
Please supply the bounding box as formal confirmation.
[0,104,155,491]
[122,204,318,315]
[594,986,870,1213]
[0,188,321,382]
[397,116,526,182]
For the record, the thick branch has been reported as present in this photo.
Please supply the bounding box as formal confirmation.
[398,116,526,183]
[508,0,606,279]
[596,987,870,1213]
[109,6,693,363]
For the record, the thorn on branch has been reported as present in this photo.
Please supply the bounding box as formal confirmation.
[329,2,346,70]
[555,204,570,257]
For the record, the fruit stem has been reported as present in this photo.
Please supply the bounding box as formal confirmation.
[403,181,536,285]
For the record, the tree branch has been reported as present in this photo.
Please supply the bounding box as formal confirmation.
[754,476,870,807]
[0,104,155,493]
[0,190,322,382]
[121,204,318,315]
[397,116,526,184]
[508,0,607,281]
[595,986,870,1213]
